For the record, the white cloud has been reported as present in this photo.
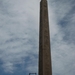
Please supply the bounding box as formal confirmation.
[0,0,39,73]
[48,0,75,75]
[2,62,15,73]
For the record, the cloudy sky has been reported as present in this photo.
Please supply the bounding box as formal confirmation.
[0,0,75,75]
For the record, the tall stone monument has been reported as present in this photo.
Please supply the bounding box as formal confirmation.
[39,0,52,75]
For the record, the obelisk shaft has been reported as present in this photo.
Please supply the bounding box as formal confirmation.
[39,0,52,75]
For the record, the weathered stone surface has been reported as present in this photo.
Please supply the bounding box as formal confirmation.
[39,0,52,75]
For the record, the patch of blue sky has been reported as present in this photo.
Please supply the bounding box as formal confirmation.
[59,6,75,27]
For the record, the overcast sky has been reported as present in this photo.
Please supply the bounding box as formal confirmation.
[0,0,75,75]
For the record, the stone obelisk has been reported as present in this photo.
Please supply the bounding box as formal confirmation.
[39,0,52,75]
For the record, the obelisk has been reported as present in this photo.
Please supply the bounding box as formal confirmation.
[39,0,52,75]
